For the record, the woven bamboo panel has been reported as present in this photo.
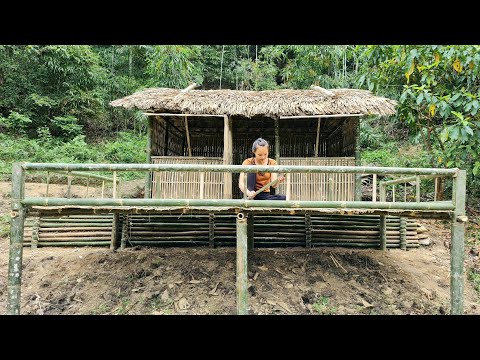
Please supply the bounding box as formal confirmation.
[277,157,355,201]
[151,156,224,199]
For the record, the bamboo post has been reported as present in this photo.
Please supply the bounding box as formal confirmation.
[404,183,407,202]
[399,217,407,250]
[31,215,40,250]
[392,184,396,203]
[274,118,280,162]
[379,182,386,202]
[315,118,321,157]
[120,214,129,250]
[416,175,421,203]
[434,177,438,202]
[209,213,215,248]
[164,119,169,156]
[86,176,90,197]
[199,172,205,199]
[372,174,377,202]
[145,116,153,199]
[223,115,233,199]
[184,116,192,157]
[451,170,466,315]
[305,214,312,249]
[67,173,72,198]
[110,213,119,250]
[247,213,255,250]
[354,118,362,201]
[236,213,248,315]
[328,174,334,201]
[379,215,387,251]
[101,181,105,199]
[7,162,25,315]
[46,171,50,197]
[112,171,117,198]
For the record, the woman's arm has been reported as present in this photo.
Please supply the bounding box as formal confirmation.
[239,172,256,198]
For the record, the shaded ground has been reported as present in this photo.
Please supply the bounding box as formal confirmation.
[0,181,479,315]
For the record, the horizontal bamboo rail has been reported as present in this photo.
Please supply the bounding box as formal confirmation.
[47,170,117,183]
[23,197,455,211]
[23,162,459,176]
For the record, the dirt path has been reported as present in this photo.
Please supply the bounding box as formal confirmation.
[0,181,479,315]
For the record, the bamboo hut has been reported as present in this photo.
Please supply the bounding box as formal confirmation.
[110,85,397,201]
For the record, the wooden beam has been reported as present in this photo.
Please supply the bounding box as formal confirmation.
[236,213,248,315]
[379,215,387,250]
[184,116,192,157]
[180,82,199,92]
[280,114,364,119]
[143,113,225,117]
[315,117,321,157]
[274,118,280,163]
[451,170,466,315]
[310,85,335,97]
[223,115,233,199]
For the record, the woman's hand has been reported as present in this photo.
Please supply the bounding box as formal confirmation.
[278,175,285,183]
[247,190,256,199]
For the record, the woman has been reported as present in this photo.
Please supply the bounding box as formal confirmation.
[239,138,286,200]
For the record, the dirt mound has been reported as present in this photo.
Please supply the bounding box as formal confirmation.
[0,181,479,315]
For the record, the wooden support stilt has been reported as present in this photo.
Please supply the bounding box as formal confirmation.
[315,117,321,157]
[305,214,312,249]
[399,217,407,250]
[7,163,25,315]
[110,213,119,250]
[120,214,129,249]
[451,170,466,315]
[184,116,192,157]
[209,213,215,248]
[247,213,254,250]
[379,215,387,251]
[236,213,248,315]
[31,215,40,250]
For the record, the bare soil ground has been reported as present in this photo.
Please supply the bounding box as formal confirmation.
[0,181,479,315]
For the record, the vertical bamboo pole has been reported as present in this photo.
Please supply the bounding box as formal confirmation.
[145,116,153,199]
[164,118,169,156]
[354,118,362,201]
[399,217,407,250]
[416,175,421,203]
[112,171,117,198]
[86,176,90,197]
[67,173,72,198]
[199,172,205,199]
[110,213,119,250]
[404,183,407,202]
[236,213,248,315]
[305,214,312,249]
[451,170,466,315]
[379,183,386,202]
[392,185,396,203]
[315,118,321,157]
[120,214,129,250]
[434,177,438,202]
[101,181,105,199]
[31,215,40,250]
[247,213,255,250]
[209,213,215,248]
[46,171,50,197]
[379,215,387,251]
[275,118,281,163]
[8,162,25,315]
[184,116,192,157]
[372,174,377,202]
[223,115,233,199]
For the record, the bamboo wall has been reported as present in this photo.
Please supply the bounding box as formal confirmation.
[151,156,224,199]
[277,157,355,201]
[23,214,423,249]
[23,215,113,247]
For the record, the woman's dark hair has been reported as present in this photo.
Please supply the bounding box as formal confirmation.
[252,138,269,153]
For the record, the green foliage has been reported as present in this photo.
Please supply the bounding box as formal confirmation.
[50,116,83,139]
[102,131,147,164]
[312,296,337,315]
[467,269,480,295]
[0,111,32,134]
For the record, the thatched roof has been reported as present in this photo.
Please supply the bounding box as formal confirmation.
[110,87,397,118]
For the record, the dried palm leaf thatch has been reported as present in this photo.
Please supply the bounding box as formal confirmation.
[110,87,397,118]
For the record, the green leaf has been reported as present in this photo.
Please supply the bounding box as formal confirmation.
[465,126,474,136]
[416,92,424,105]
